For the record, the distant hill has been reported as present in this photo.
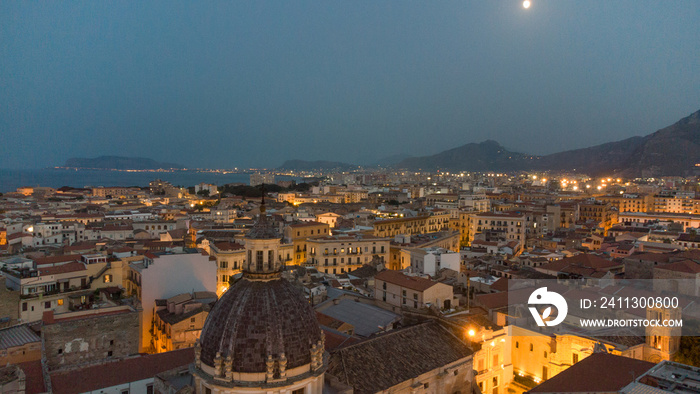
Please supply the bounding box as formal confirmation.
[371,153,413,167]
[278,160,357,171]
[394,109,700,176]
[395,140,538,172]
[63,156,184,170]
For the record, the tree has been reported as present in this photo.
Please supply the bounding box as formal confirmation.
[197,189,210,197]
[675,336,700,367]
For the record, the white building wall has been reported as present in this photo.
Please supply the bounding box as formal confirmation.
[439,251,461,272]
[140,253,217,352]
[88,378,153,393]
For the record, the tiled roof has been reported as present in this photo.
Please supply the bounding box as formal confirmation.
[38,262,87,276]
[288,221,326,227]
[33,254,81,265]
[327,322,473,394]
[316,299,398,337]
[374,270,438,292]
[18,361,45,394]
[199,277,322,373]
[50,348,194,394]
[213,241,244,251]
[322,328,360,351]
[656,259,700,274]
[0,324,40,350]
[316,311,347,330]
[539,253,619,274]
[527,353,655,393]
[157,306,206,325]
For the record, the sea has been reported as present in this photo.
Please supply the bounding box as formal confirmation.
[0,168,263,193]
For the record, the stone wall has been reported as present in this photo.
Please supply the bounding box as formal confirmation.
[0,277,20,327]
[42,309,139,371]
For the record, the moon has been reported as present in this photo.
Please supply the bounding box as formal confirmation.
[523,0,531,8]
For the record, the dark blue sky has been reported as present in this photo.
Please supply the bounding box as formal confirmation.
[1,1,699,169]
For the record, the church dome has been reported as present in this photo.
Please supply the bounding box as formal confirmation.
[198,276,323,374]
[194,196,326,392]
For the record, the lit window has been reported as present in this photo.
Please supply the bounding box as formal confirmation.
[57,299,63,306]
[104,274,113,283]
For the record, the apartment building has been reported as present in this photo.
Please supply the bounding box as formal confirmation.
[597,193,653,213]
[209,241,246,296]
[578,201,617,235]
[653,193,699,214]
[283,221,330,265]
[307,234,390,275]
[468,211,527,255]
[373,211,450,238]
[374,270,455,309]
[151,292,216,353]
[5,254,115,322]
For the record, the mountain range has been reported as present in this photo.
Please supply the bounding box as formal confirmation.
[392,109,700,177]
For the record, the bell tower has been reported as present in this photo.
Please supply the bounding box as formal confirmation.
[243,190,285,279]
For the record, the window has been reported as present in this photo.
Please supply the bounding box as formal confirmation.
[220,261,228,269]
[530,343,533,351]
[256,251,263,270]
[544,351,548,358]
[108,351,113,357]
[45,301,51,309]
[402,290,406,297]
[110,340,114,346]
[146,385,154,394]
[191,317,196,323]
[292,389,305,394]
[22,303,27,312]
[57,299,63,306]
[573,353,579,364]
[205,388,212,394]
[58,348,62,354]
[103,274,113,283]
[493,354,498,366]
[515,341,519,348]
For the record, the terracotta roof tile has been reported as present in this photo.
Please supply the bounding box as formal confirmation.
[327,322,473,393]
[50,348,194,393]
[528,353,655,393]
[374,270,438,292]
[38,262,87,276]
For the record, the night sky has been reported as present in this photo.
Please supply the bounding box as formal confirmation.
[1,1,699,169]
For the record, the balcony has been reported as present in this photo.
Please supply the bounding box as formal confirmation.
[20,284,91,300]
